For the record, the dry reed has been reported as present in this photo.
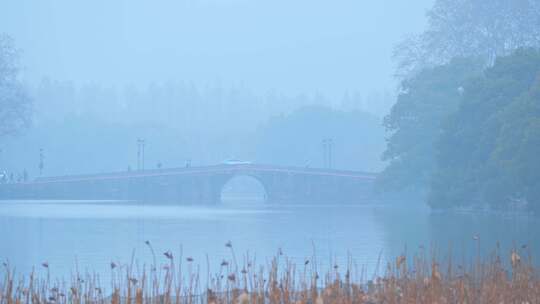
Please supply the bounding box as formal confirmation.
[1,243,539,304]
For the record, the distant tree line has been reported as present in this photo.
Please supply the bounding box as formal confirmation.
[256,106,385,172]
[0,33,387,177]
[379,0,540,213]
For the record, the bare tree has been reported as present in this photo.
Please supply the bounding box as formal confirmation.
[0,34,31,136]
[395,0,540,77]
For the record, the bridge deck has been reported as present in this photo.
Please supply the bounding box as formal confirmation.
[31,164,377,184]
[0,164,377,203]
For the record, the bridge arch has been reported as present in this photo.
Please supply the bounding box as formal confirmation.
[219,173,268,203]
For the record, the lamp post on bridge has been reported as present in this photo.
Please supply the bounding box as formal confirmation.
[39,148,44,176]
[328,138,333,169]
[142,140,145,170]
[322,138,333,169]
[137,139,140,170]
[137,138,146,171]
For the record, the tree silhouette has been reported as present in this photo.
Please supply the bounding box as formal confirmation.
[0,34,31,137]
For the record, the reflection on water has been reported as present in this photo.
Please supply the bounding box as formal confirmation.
[0,199,538,280]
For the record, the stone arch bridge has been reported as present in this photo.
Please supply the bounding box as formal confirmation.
[0,164,376,204]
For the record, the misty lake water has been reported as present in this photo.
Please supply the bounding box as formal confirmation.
[1,196,539,281]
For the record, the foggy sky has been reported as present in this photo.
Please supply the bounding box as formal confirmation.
[2,0,433,99]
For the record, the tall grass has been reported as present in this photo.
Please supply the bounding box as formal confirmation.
[1,243,539,303]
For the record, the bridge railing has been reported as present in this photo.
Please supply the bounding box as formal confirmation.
[28,164,377,184]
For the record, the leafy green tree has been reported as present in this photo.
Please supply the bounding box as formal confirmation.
[0,34,31,137]
[395,0,540,76]
[429,49,540,211]
[492,82,540,213]
[378,58,482,192]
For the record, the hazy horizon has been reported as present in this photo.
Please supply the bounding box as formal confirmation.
[2,0,432,100]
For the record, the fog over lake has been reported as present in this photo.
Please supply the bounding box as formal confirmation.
[1,0,540,301]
